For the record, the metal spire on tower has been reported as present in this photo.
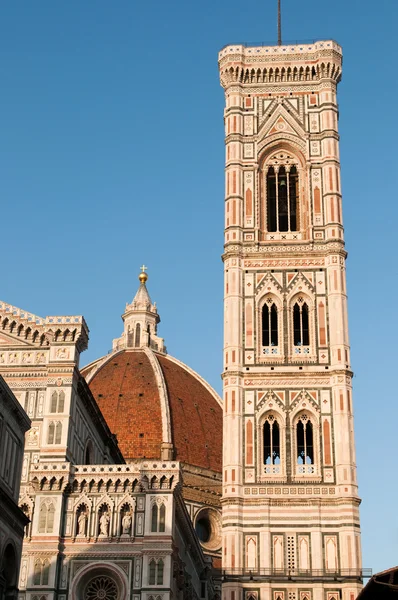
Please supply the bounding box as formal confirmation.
[278,0,282,45]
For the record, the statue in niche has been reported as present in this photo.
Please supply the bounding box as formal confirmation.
[122,512,132,535]
[99,511,110,536]
[77,510,87,535]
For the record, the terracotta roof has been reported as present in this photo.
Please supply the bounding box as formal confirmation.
[82,349,222,472]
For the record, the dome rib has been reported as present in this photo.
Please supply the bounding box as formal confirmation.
[143,347,172,447]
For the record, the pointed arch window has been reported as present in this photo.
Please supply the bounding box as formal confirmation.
[148,558,164,586]
[38,502,55,533]
[135,323,141,347]
[263,415,281,474]
[48,421,62,445]
[267,164,298,232]
[50,390,65,413]
[151,502,166,533]
[293,299,310,348]
[149,559,157,585]
[296,414,315,475]
[262,300,278,348]
[151,504,158,532]
[157,559,164,585]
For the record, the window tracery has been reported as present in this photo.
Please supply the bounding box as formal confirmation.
[85,576,118,600]
[262,152,301,237]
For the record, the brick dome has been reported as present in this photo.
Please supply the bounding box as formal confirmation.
[81,349,222,472]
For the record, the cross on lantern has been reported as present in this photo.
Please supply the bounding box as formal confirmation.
[140,265,148,273]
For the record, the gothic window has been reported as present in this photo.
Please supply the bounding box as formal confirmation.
[293,300,309,347]
[263,415,281,473]
[135,323,141,347]
[50,391,65,413]
[266,164,298,232]
[151,503,166,532]
[47,422,55,444]
[84,440,94,465]
[38,502,55,533]
[149,559,156,585]
[296,414,315,475]
[47,421,62,445]
[157,559,164,585]
[33,561,42,585]
[55,422,62,444]
[151,504,158,532]
[148,559,164,586]
[159,504,166,532]
[42,560,49,585]
[262,300,278,347]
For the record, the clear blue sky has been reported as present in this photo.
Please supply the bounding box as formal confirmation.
[1,0,397,577]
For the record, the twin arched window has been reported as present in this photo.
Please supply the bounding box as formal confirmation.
[47,421,62,445]
[151,503,166,533]
[38,502,55,533]
[266,165,298,232]
[50,391,65,413]
[261,412,317,477]
[149,559,164,585]
[261,296,311,353]
[33,559,49,585]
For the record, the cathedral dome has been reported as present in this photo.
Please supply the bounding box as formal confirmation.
[81,348,222,472]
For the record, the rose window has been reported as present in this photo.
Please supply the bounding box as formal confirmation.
[85,576,118,600]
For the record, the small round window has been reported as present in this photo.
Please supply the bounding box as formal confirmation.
[194,508,222,552]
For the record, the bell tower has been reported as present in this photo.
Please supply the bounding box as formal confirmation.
[219,41,364,600]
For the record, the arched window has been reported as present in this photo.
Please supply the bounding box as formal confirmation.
[296,414,315,474]
[151,504,158,532]
[38,502,55,533]
[42,560,50,585]
[149,559,156,585]
[58,391,65,412]
[55,422,62,444]
[263,415,281,473]
[135,323,141,347]
[50,391,58,413]
[33,561,42,585]
[85,440,94,465]
[159,504,166,532]
[267,164,298,232]
[50,391,65,413]
[148,559,164,586]
[293,299,309,347]
[157,559,164,585]
[262,301,278,347]
[47,422,55,444]
[151,502,166,533]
